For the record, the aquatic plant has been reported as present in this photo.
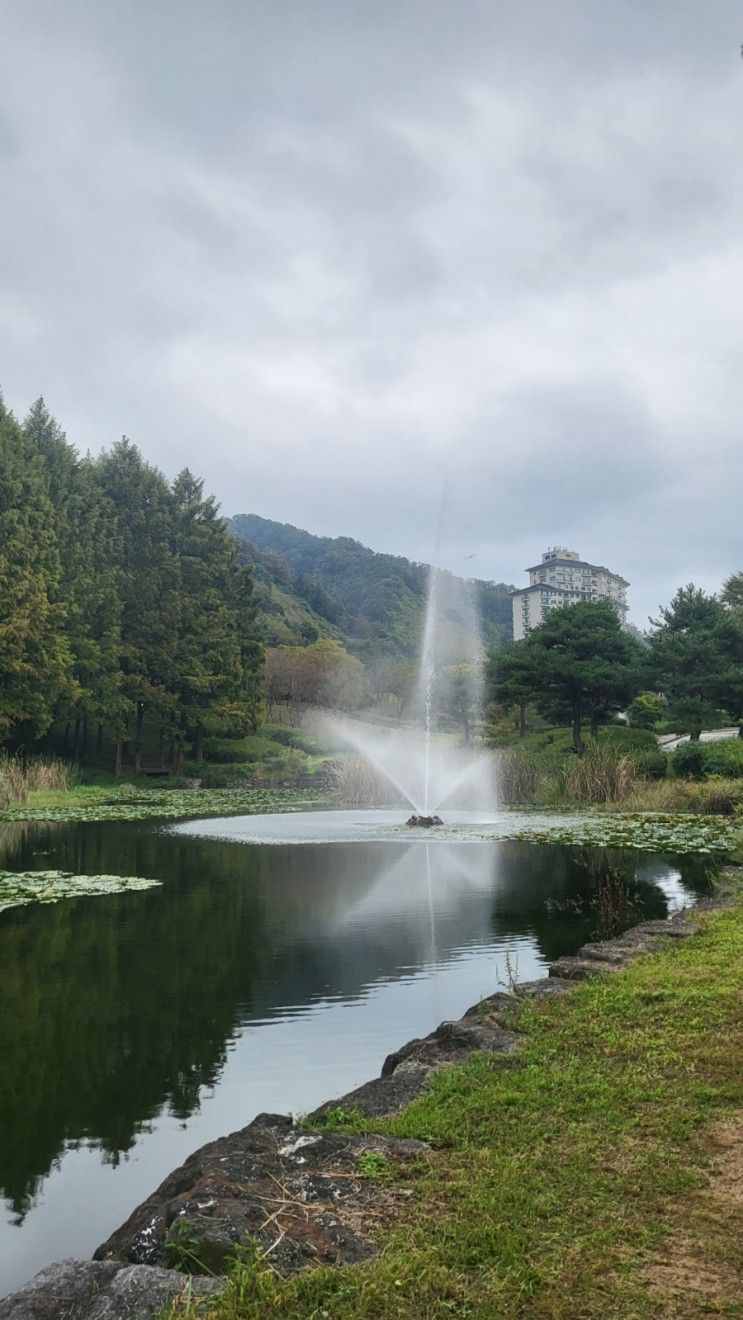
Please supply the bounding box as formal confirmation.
[0,870,161,913]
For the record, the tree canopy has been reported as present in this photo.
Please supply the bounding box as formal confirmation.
[0,396,263,769]
[489,601,646,752]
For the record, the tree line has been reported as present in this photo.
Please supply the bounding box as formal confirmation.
[489,584,743,753]
[0,396,262,771]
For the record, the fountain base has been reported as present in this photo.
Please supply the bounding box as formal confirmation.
[406,814,443,828]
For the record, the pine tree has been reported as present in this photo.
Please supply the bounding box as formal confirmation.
[648,585,737,740]
[0,399,71,743]
[94,439,180,773]
[24,399,123,759]
[491,602,645,753]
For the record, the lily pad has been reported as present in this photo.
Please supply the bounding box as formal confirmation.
[0,870,162,913]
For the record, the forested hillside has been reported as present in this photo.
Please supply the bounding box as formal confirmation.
[231,514,514,661]
[0,396,262,769]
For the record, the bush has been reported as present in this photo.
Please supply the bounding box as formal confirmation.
[599,726,667,779]
[672,738,743,781]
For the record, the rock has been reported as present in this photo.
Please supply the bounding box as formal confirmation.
[310,1060,433,1121]
[382,1016,519,1078]
[548,956,620,980]
[95,1113,428,1277]
[0,1259,222,1320]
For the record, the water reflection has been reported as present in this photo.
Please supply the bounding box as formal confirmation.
[0,818,713,1290]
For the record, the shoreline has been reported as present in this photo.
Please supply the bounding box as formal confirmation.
[2,867,739,1319]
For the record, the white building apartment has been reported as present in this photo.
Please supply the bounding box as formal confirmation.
[511,547,629,640]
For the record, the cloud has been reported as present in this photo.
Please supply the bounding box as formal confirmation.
[1,0,741,625]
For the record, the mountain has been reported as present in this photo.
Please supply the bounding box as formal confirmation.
[230,514,514,661]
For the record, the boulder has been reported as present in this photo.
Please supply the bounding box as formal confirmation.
[0,1259,222,1320]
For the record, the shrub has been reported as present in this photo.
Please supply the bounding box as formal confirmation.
[673,738,743,781]
[672,741,708,780]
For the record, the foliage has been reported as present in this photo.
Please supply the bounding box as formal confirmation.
[673,737,743,781]
[166,900,743,1319]
[627,690,668,729]
[265,640,367,719]
[0,400,71,741]
[648,584,743,739]
[231,513,514,661]
[489,602,647,753]
[0,392,264,771]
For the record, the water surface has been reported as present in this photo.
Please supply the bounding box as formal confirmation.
[0,814,712,1293]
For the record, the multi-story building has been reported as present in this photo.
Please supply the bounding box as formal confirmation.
[511,547,628,640]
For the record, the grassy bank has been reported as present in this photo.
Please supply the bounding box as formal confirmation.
[495,726,743,815]
[170,886,743,1319]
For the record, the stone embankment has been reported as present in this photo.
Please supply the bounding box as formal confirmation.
[1,881,736,1320]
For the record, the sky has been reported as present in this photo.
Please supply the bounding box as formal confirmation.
[1,0,741,626]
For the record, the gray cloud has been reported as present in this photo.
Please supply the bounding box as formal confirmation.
[1,0,741,624]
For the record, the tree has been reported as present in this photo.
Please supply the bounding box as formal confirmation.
[0,399,71,743]
[721,572,743,617]
[648,585,743,740]
[490,601,645,753]
[94,439,180,773]
[627,692,668,730]
[24,399,123,759]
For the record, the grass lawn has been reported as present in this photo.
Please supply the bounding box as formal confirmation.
[173,883,743,1319]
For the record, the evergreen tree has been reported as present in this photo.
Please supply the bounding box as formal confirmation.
[94,439,180,773]
[24,399,123,758]
[648,585,741,740]
[490,602,645,753]
[170,469,259,766]
[0,399,71,742]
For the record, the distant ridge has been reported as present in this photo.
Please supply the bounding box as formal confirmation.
[230,513,514,661]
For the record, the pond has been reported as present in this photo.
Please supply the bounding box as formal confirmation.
[0,811,714,1294]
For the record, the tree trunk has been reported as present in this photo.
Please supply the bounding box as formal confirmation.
[519,702,526,738]
[172,735,184,776]
[690,729,701,741]
[738,722,743,739]
[81,718,88,760]
[114,741,123,777]
[572,702,583,755]
[134,703,144,774]
[194,723,204,764]
[72,716,82,764]
[96,722,104,759]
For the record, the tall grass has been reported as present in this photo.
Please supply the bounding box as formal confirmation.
[557,741,639,805]
[331,756,399,806]
[495,746,551,805]
[0,754,75,808]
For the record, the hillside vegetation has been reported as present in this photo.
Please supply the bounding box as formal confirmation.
[231,513,514,661]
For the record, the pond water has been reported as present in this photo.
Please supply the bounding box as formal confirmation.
[0,811,713,1294]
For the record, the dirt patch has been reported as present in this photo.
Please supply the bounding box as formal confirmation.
[643,1113,743,1313]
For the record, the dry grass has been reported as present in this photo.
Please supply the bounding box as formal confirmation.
[496,746,552,805]
[643,1113,743,1315]
[330,755,399,806]
[0,754,75,808]
[558,741,640,804]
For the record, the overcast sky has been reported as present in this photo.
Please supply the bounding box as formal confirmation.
[2,1,741,624]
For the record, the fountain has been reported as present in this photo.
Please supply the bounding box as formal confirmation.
[323,564,497,820]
